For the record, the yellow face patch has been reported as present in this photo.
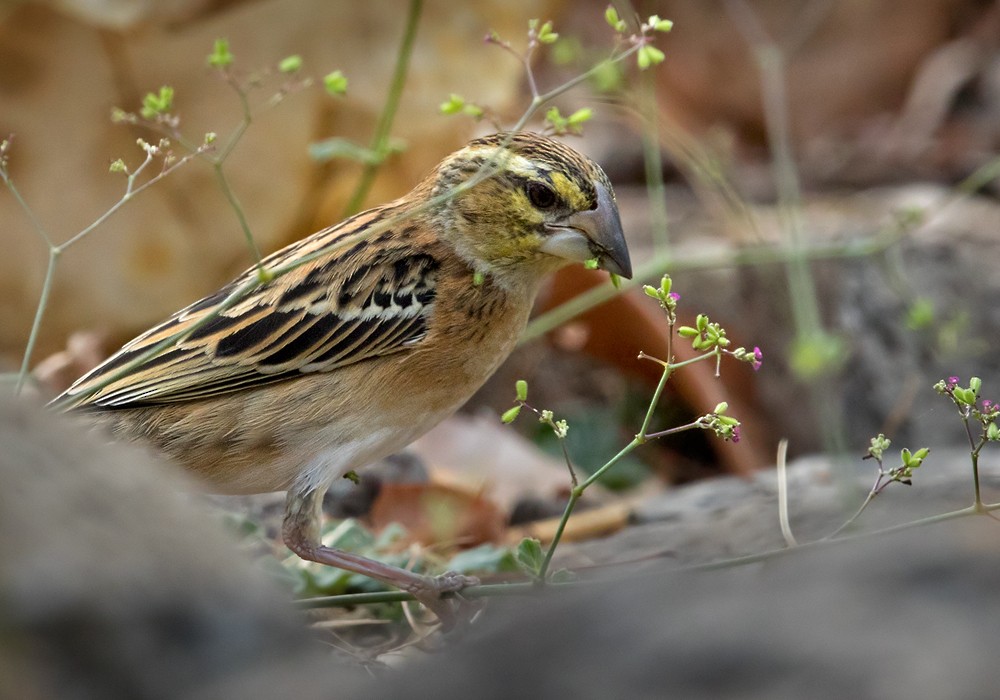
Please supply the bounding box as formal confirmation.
[549,171,591,211]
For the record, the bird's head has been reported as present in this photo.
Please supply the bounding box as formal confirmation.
[425,132,631,288]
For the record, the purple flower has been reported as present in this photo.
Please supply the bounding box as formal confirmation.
[668,292,680,302]
[983,400,995,412]
[752,346,763,372]
[948,376,960,388]
[731,425,741,443]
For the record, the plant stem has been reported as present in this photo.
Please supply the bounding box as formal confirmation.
[638,364,672,439]
[15,248,59,394]
[538,439,640,579]
[343,0,422,216]
[638,69,670,255]
[971,445,984,511]
[214,161,264,273]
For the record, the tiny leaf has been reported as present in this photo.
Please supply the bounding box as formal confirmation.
[515,537,545,577]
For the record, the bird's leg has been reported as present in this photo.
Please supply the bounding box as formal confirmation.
[282,488,480,629]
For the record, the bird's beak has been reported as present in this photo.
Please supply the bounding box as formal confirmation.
[539,182,633,279]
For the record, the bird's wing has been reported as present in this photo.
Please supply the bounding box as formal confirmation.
[55,207,440,409]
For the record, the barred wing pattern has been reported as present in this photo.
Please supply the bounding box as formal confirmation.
[57,208,439,409]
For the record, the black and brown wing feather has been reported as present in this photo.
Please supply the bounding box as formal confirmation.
[54,205,440,409]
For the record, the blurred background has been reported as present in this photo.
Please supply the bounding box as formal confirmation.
[3,0,1000,547]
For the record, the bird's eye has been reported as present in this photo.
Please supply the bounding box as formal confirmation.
[526,181,557,210]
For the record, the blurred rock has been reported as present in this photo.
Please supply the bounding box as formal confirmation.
[0,395,348,699]
[340,516,1000,699]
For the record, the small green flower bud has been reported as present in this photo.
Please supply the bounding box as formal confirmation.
[323,70,348,96]
[515,379,528,401]
[605,6,626,32]
[501,406,522,424]
[207,38,234,68]
[278,55,303,73]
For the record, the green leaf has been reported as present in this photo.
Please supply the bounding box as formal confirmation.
[207,38,234,68]
[969,376,982,395]
[140,86,174,120]
[447,544,519,574]
[440,93,465,115]
[321,518,375,551]
[905,297,935,330]
[515,537,545,577]
[323,70,348,96]
[549,568,577,583]
[954,388,974,405]
[589,59,625,93]
[789,332,846,380]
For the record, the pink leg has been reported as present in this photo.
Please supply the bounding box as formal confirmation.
[283,488,479,628]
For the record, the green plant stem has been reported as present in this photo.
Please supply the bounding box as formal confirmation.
[11,148,201,393]
[826,488,877,540]
[538,438,641,580]
[956,153,1000,196]
[1,168,54,247]
[638,69,670,255]
[342,0,422,216]
[692,502,1000,573]
[214,162,264,273]
[509,39,647,135]
[294,498,1000,611]
[638,362,672,440]
[16,248,59,393]
[970,441,984,510]
[219,80,252,162]
[295,579,582,609]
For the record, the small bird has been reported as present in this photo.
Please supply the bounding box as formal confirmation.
[53,131,631,623]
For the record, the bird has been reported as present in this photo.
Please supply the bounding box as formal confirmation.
[52,131,632,625]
